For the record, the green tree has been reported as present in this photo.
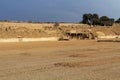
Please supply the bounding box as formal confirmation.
[100,16,109,21]
[92,13,100,25]
[100,16,114,26]
[115,18,120,23]
[82,13,114,26]
[82,13,89,24]
[82,13,92,25]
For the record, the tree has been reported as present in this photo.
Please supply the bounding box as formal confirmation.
[92,13,100,25]
[82,13,93,25]
[82,13,100,25]
[82,13,114,26]
[115,18,120,23]
[100,16,109,21]
[82,13,89,24]
[100,16,114,26]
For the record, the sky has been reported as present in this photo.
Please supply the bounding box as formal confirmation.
[0,0,120,22]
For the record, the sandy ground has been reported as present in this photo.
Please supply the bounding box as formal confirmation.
[0,40,120,80]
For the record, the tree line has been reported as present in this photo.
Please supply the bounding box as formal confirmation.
[82,13,120,26]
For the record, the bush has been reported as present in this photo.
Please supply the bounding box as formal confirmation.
[54,22,59,27]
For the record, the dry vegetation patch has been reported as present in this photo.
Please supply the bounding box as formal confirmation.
[69,54,88,57]
[54,56,120,68]
[19,53,31,56]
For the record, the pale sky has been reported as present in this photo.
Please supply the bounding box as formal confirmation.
[0,0,120,22]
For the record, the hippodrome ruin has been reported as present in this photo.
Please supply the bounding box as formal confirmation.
[0,21,120,42]
[0,21,120,80]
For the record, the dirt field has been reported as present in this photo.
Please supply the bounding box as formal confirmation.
[0,40,120,80]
